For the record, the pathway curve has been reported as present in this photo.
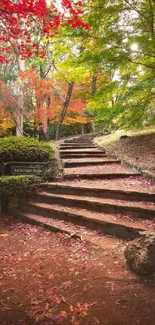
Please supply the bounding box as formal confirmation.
[19,134,155,247]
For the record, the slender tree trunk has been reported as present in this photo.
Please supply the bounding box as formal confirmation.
[91,74,97,132]
[91,74,97,96]
[56,81,74,140]
[148,0,154,40]
[16,57,25,136]
[43,97,51,140]
[81,124,85,134]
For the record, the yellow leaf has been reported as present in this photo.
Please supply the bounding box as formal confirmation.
[83,311,88,316]
[0,233,8,237]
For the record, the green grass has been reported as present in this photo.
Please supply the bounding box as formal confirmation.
[95,128,155,148]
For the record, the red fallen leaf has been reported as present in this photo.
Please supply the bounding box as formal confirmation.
[12,258,18,263]
[72,308,81,317]
[57,315,66,324]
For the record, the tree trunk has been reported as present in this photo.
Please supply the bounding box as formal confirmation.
[91,75,97,96]
[56,81,74,140]
[16,57,25,136]
[81,124,85,134]
[91,74,97,132]
[16,90,24,136]
[43,97,51,141]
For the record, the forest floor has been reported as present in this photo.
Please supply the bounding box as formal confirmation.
[0,216,155,325]
[97,132,155,173]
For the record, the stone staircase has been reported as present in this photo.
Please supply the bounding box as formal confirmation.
[18,134,155,245]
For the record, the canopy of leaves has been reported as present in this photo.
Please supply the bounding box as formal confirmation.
[0,0,89,63]
[1,0,155,135]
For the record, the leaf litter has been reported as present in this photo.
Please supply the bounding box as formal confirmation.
[0,216,155,325]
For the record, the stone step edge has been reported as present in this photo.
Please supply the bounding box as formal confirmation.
[60,150,105,153]
[63,142,94,144]
[61,154,107,158]
[13,212,125,248]
[60,145,96,147]
[21,203,146,240]
[40,183,155,200]
[63,172,140,180]
[64,160,121,167]
[36,192,155,218]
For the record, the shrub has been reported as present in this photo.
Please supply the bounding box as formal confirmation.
[0,136,58,178]
[0,136,55,164]
[0,175,40,213]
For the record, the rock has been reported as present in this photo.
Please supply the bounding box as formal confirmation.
[124,235,155,275]
[120,135,128,139]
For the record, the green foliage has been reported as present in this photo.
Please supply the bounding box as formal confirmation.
[0,175,40,200]
[0,136,55,165]
[0,175,40,213]
[49,123,83,139]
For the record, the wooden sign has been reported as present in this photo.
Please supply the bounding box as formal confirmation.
[12,165,44,176]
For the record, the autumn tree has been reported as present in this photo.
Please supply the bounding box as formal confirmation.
[50,80,91,138]
[0,79,18,135]
[19,69,54,139]
[0,0,89,136]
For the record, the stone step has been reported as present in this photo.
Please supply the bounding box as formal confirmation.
[61,153,107,160]
[60,142,95,145]
[20,201,152,240]
[63,172,140,180]
[64,160,121,168]
[40,183,155,203]
[15,212,126,248]
[61,154,107,159]
[61,150,105,155]
[60,149,103,153]
[35,192,155,219]
[60,145,97,149]
[63,139,93,144]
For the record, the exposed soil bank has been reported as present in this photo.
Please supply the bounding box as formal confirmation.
[98,133,155,174]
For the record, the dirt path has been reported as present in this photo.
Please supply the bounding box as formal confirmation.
[0,216,155,325]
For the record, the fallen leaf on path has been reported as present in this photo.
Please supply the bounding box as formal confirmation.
[0,234,8,237]
[60,311,67,317]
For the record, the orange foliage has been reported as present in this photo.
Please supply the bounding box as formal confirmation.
[20,69,53,131]
[0,107,14,136]
[0,70,94,136]
[50,82,91,126]
[0,80,16,136]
